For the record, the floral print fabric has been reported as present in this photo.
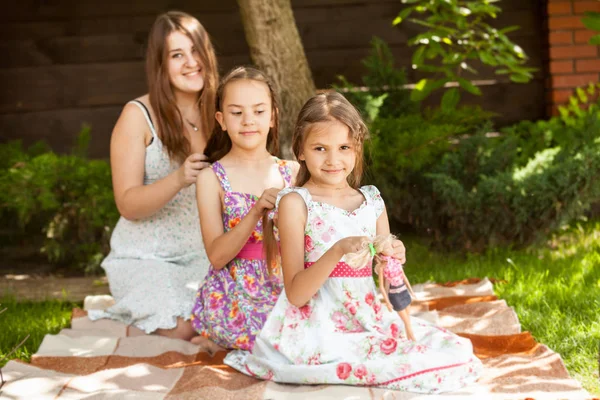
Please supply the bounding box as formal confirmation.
[224,186,482,393]
[190,159,291,350]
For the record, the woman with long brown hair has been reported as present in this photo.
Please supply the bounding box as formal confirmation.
[87,11,218,340]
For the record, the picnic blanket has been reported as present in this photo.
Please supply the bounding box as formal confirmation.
[1,278,593,399]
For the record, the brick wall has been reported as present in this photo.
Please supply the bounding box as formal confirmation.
[548,0,600,114]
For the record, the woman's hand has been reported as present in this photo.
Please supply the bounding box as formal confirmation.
[178,153,210,188]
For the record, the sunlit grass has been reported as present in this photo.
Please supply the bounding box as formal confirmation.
[403,221,600,394]
[0,297,80,367]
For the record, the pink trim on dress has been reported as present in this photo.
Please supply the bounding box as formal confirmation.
[305,262,372,278]
[236,243,266,260]
[378,359,475,386]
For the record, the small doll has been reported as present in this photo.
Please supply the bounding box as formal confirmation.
[346,234,416,341]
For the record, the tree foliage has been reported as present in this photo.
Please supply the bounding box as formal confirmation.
[394,0,536,109]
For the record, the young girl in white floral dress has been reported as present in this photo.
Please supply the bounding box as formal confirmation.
[224,92,482,393]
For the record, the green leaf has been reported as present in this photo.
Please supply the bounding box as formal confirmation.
[576,87,588,104]
[590,34,600,45]
[411,79,431,102]
[558,105,570,119]
[442,53,462,65]
[480,52,498,66]
[364,93,388,122]
[424,44,442,59]
[412,46,426,66]
[458,7,472,16]
[513,44,526,59]
[457,78,482,95]
[465,2,501,16]
[393,7,414,25]
[569,96,579,108]
[498,26,520,35]
[414,64,446,73]
[441,88,460,111]
[461,61,478,74]
[582,12,600,31]
[410,78,449,102]
[510,73,531,83]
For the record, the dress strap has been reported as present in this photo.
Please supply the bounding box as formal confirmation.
[360,185,385,218]
[128,100,157,139]
[276,159,293,187]
[211,161,232,192]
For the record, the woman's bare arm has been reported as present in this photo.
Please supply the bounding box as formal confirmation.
[111,103,187,220]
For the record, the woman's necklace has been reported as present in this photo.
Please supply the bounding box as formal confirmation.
[186,119,199,132]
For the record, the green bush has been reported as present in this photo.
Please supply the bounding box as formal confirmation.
[340,35,600,250]
[427,125,600,249]
[0,127,118,274]
[501,84,600,165]
[365,107,493,237]
[368,87,600,250]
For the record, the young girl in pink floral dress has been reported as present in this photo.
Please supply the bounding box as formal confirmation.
[187,67,296,350]
[224,92,482,393]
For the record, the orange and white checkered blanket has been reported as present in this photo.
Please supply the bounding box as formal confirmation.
[1,278,592,399]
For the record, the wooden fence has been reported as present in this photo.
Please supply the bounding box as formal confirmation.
[0,0,547,157]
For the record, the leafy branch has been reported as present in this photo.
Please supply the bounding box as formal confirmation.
[394,0,536,109]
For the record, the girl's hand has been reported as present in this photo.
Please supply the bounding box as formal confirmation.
[178,153,210,188]
[390,239,406,264]
[252,187,280,216]
[334,236,369,256]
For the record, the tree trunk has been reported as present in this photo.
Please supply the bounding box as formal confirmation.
[237,0,316,159]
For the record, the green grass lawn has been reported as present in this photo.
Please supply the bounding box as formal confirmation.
[1,222,598,393]
[0,298,80,366]
[405,221,600,394]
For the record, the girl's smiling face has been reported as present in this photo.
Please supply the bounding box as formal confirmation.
[299,119,357,188]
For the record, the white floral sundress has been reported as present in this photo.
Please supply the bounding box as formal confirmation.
[88,100,210,333]
[224,186,483,393]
